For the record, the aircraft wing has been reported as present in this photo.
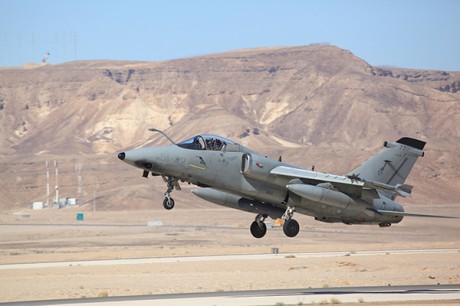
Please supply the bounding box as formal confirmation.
[271,166,456,219]
[270,165,412,198]
[271,166,365,197]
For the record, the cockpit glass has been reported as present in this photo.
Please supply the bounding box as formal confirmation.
[177,134,239,151]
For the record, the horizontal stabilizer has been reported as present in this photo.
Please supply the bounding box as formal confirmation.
[377,210,457,219]
[396,137,426,150]
[395,184,413,197]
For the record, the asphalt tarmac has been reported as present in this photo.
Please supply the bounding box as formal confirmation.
[1,284,459,306]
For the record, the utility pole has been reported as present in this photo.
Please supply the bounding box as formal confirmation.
[75,163,82,206]
[45,161,50,208]
[54,160,59,207]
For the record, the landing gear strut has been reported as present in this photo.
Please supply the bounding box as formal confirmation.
[282,206,300,237]
[250,214,267,238]
[162,175,177,210]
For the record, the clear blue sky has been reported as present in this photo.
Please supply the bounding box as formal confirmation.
[1,0,459,70]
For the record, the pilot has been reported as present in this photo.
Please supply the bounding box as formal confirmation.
[194,136,206,150]
[215,138,222,150]
[205,138,212,150]
[210,138,218,150]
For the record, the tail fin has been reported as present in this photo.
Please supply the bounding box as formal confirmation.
[347,137,426,189]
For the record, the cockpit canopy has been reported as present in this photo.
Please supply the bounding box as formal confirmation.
[177,134,245,152]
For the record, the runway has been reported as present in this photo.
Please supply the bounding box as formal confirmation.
[1,249,459,305]
[0,248,458,270]
[2,285,459,306]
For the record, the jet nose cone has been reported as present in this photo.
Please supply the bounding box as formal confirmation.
[118,152,126,161]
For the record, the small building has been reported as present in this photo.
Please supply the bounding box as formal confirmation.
[54,197,79,208]
[32,201,44,210]
[67,198,77,206]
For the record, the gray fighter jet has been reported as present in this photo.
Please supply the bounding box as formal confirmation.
[118,130,454,238]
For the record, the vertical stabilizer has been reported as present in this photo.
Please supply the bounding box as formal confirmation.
[347,137,425,190]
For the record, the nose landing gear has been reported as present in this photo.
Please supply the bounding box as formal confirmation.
[163,196,175,210]
[162,175,180,210]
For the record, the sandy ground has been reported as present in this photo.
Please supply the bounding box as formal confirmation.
[0,204,459,303]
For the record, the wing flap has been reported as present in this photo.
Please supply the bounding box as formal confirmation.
[271,166,358,184]
[362,181,413,197]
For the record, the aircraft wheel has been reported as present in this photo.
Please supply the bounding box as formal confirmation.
[283,219,299,237]
[250,221,267,238]
[163,197,175,210]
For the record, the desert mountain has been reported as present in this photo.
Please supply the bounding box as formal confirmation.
[0,45,459,210]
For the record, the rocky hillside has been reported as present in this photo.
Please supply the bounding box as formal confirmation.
[1,45,459,210]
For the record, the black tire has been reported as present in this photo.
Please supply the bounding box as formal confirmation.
[250,221,267,238]
[283,219,300,237]
[163,197,175,210]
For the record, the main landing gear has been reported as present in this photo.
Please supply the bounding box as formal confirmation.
[162,175,179,210]
[250,214,268,239]
[282,206,300,238]
[249,206,300,239]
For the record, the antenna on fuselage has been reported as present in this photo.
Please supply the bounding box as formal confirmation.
[148,128,177,145]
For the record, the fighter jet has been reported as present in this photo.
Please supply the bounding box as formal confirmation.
[118,129,454,238]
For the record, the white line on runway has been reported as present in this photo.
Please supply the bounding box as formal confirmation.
[0,248,458,270]
[67,292,460,306]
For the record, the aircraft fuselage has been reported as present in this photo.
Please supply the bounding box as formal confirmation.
[119,142,403,227]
